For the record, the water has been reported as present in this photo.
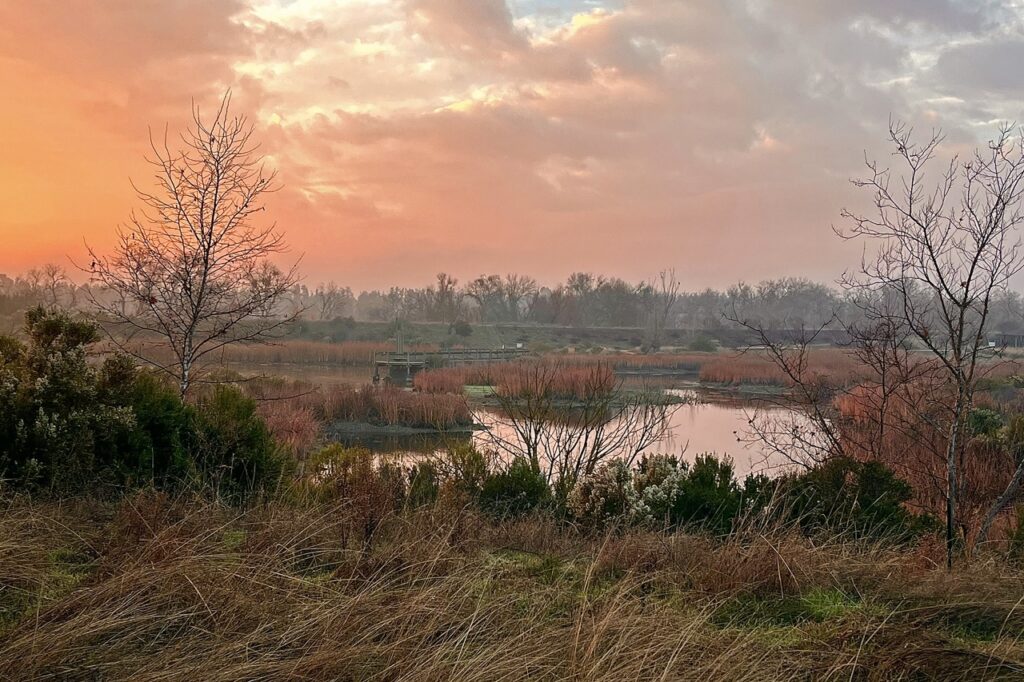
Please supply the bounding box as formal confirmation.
[230,363,801,476]
[470,391,797,478]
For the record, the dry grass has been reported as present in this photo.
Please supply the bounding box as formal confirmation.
[2,493,1023,681]
[321,385,472,429]
[414,361,616,399]
[699,349,864,387]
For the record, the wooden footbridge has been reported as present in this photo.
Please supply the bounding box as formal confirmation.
[373,347,529,384]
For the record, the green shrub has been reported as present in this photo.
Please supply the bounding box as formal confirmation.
[0,308,136,494]
[670,455,743,533]
[632,454,749,533]
[1008,506,1024,562]
[407,461,440,507]
[779,457,924,539]
[686,336,718,352]
[188,386,291,501]
[479,458,550,518]
[969,408,1004,438]
[310,444,406,545]
[436,444,490,500]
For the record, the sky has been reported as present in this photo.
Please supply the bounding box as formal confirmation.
[1,0,1023,290]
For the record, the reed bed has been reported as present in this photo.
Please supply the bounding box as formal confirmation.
[414,350,865,395]
[554,351,713,372]
[699,349,864,386]
[240,376,472,431]
[321,384,472,429]
[2,493,1022,681]
[414,361,616,399]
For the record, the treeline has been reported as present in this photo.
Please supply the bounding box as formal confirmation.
[193,273,1024,335]
[8,266,1024,336]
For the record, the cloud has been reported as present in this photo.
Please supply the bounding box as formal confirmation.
[0,0,1020,288]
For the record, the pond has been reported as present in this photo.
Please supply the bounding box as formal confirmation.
[329,386,800,478]
[231,363,804,476]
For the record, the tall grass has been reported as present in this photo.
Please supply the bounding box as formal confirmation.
[414,361,616,399]
[2,493,1022,680]
[699,349,864,386]
[322,385,472,429]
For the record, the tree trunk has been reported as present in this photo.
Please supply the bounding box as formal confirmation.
[977,456,1024,546]
[945,394,965,570]
[180,343,192,399]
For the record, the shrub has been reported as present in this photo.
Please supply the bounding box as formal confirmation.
[631,454,751,533]
[779,457,924,539]
[687,336,718,353]
[479,458,550,518]
[450,320,472,338]
[407,461,440,507]
[308,444,406,545]
[1009,505,1024,561]
[969,408,1004,438]
[567,461,636,527]
[110,370,193,489]
[435,444,490,501]
[0,308,137,494]
[189,386,291,501]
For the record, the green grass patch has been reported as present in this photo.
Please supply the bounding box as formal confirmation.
[713,587,868,627]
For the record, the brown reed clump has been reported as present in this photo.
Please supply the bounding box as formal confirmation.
[322,384,472,429]
[414,360,616,400]
[699,349,864,387]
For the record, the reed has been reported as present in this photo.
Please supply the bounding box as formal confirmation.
[322,384,472,429]
[699,349,863,386]
[414,360,616,399]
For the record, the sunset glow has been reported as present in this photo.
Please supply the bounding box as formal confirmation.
[1,0,1019,288]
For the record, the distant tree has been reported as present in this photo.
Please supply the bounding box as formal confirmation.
[432,272,462,323]
[464,274,505,322]
[644,268,680,349]
[86,92,300,398]
[450,319,473,338]
[503,274,538,322]
[26,263,72,308]
[313,281,353,321]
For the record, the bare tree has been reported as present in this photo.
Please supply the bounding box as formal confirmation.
[478,361,676,500]
[26,263,72,308]
[645,268,680,350]
[314,281,352,321]
[840,122,1024,565]
[432,272,462,323]
[86,92,300,397]
[502,273,538,322]
[738,122,1024,566]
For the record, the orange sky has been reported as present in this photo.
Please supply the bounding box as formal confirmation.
[0,0,1017,289]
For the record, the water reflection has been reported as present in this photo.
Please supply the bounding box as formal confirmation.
[470,391,796,478]
[235,363,806,477]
